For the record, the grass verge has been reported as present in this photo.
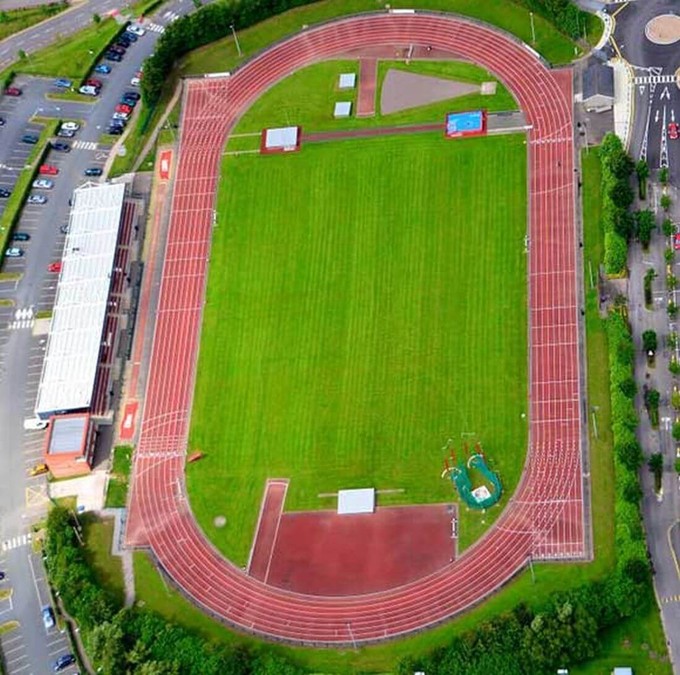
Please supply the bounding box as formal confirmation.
[82,516,125,607]
[105,445,133,508]
[0,620,19,636]
[0,118,59,256]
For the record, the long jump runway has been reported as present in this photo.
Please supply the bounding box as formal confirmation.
[125,13,586,644]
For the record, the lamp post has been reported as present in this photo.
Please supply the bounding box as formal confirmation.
[230,23,242,57]
[530,11,536,44]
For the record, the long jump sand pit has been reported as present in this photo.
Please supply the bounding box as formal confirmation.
[248,485,457,596]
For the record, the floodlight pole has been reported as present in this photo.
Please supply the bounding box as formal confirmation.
[529,12,536,44]
[230,23,242,57]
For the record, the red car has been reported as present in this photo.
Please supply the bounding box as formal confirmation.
[674,233,680,251]
[115,103,132,114]
[86,78,103,88]
[669,122,680,141]
[47,261,62,273]
[4,86,21,96]
[39,164,59,176]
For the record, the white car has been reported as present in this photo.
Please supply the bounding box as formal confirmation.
[127,23,146,36]
[78,85,99,96]
[32,179,54,190]
[24,418,48,431]
[112,112,129,121]
[130,77,141,87]
[60,122,80,132]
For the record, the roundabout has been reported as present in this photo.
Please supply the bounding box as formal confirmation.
[125,12,586,645]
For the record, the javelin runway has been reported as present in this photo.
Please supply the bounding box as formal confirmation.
[125,13,585,644]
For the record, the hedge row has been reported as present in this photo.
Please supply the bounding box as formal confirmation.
[511,0,590,40]
[45,507,303,675]
[600,133,635,275]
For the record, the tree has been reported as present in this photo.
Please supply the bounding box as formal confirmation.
[87,621,126,675]
[661,194,672,211]
[0,11,8,23]
[672,421,680,441]
[669,301,678,318]
[92,12,101,23]
[663,218,675,237]
[642,329,657,354]
[665,247,675,264]
[668,273,677,290]
[17,49,26,60]
[635,209,655,248]
[671,358,680,376]
[675,458,680,474]
[635,159,649,199]
[660,167,669,185]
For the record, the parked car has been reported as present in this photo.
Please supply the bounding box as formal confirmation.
[0,571,5,580]
[115,103,132,114]
[47,262,62,273]
[127,23,146,36]
[39,165,59,175]
[94,64,112,74]
[57,128,75,138]
[86,78,103,88]
[123,91,140,101]
[21,133,39,144]
[105,51,123,62]
[51,141,71,153]
[5,248,23,258]
[61,121,80,132]
[109,44,126,55]
[54,78,72,88]
[107,126,124,135]
[54,654,76,672]
[32,178,54,189]
[11,232,30,241]
[24,418,49,431]
[59,223,69,234]
[0,116,6,125]
[670,122,680,141]
[84,167,103,176]
[121,95,137,106]
[27,194,47,204]
[42,606,55,630]
[0,188,10,198]
[79,85,99,96]
[674,233,680,251]
[112,112,129,121]
[28,463,49,476]
[122,30,138,42]
[4,86,21,96]
[116,37,131,48]
[109,118,126,127]
[130,77,141,87]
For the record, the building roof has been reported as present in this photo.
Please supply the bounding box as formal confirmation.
[334,101,352,118]
[35,182,125,417]
[47,414,89,455]
[264,126,299,149]
[582,60,614,101]
[337,488,375,514]
[338,72,356,89]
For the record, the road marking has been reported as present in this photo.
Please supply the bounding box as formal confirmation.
[146,22,165,33]
[661,594,680,604]
[7,319,34,331]
[1,533,31,552]
[634,74,678,85]
[72,140,98,151]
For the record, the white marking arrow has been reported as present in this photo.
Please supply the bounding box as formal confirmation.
[661,86,671,101]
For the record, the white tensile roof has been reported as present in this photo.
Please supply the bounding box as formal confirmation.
[338,73,356,89]
[337,488,375,515]
[264,126,299,149]
[35,182,125,417]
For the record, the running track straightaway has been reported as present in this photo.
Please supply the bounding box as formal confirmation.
[125,13,587,645]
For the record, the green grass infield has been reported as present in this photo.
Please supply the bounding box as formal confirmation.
[186,131,528,564]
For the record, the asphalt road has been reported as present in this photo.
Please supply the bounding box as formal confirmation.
[0,1,199,671]
[611,0,680,173]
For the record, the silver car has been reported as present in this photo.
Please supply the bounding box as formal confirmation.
[27,194,47,204]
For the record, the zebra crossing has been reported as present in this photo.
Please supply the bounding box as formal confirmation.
[661,594,680,604]
[146,22,166,33]
[1,533,31,552]
[7,307,34,331]
[72,140,98,151]
[634,74,678,85]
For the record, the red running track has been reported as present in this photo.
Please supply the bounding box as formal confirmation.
[125,13,586,644]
